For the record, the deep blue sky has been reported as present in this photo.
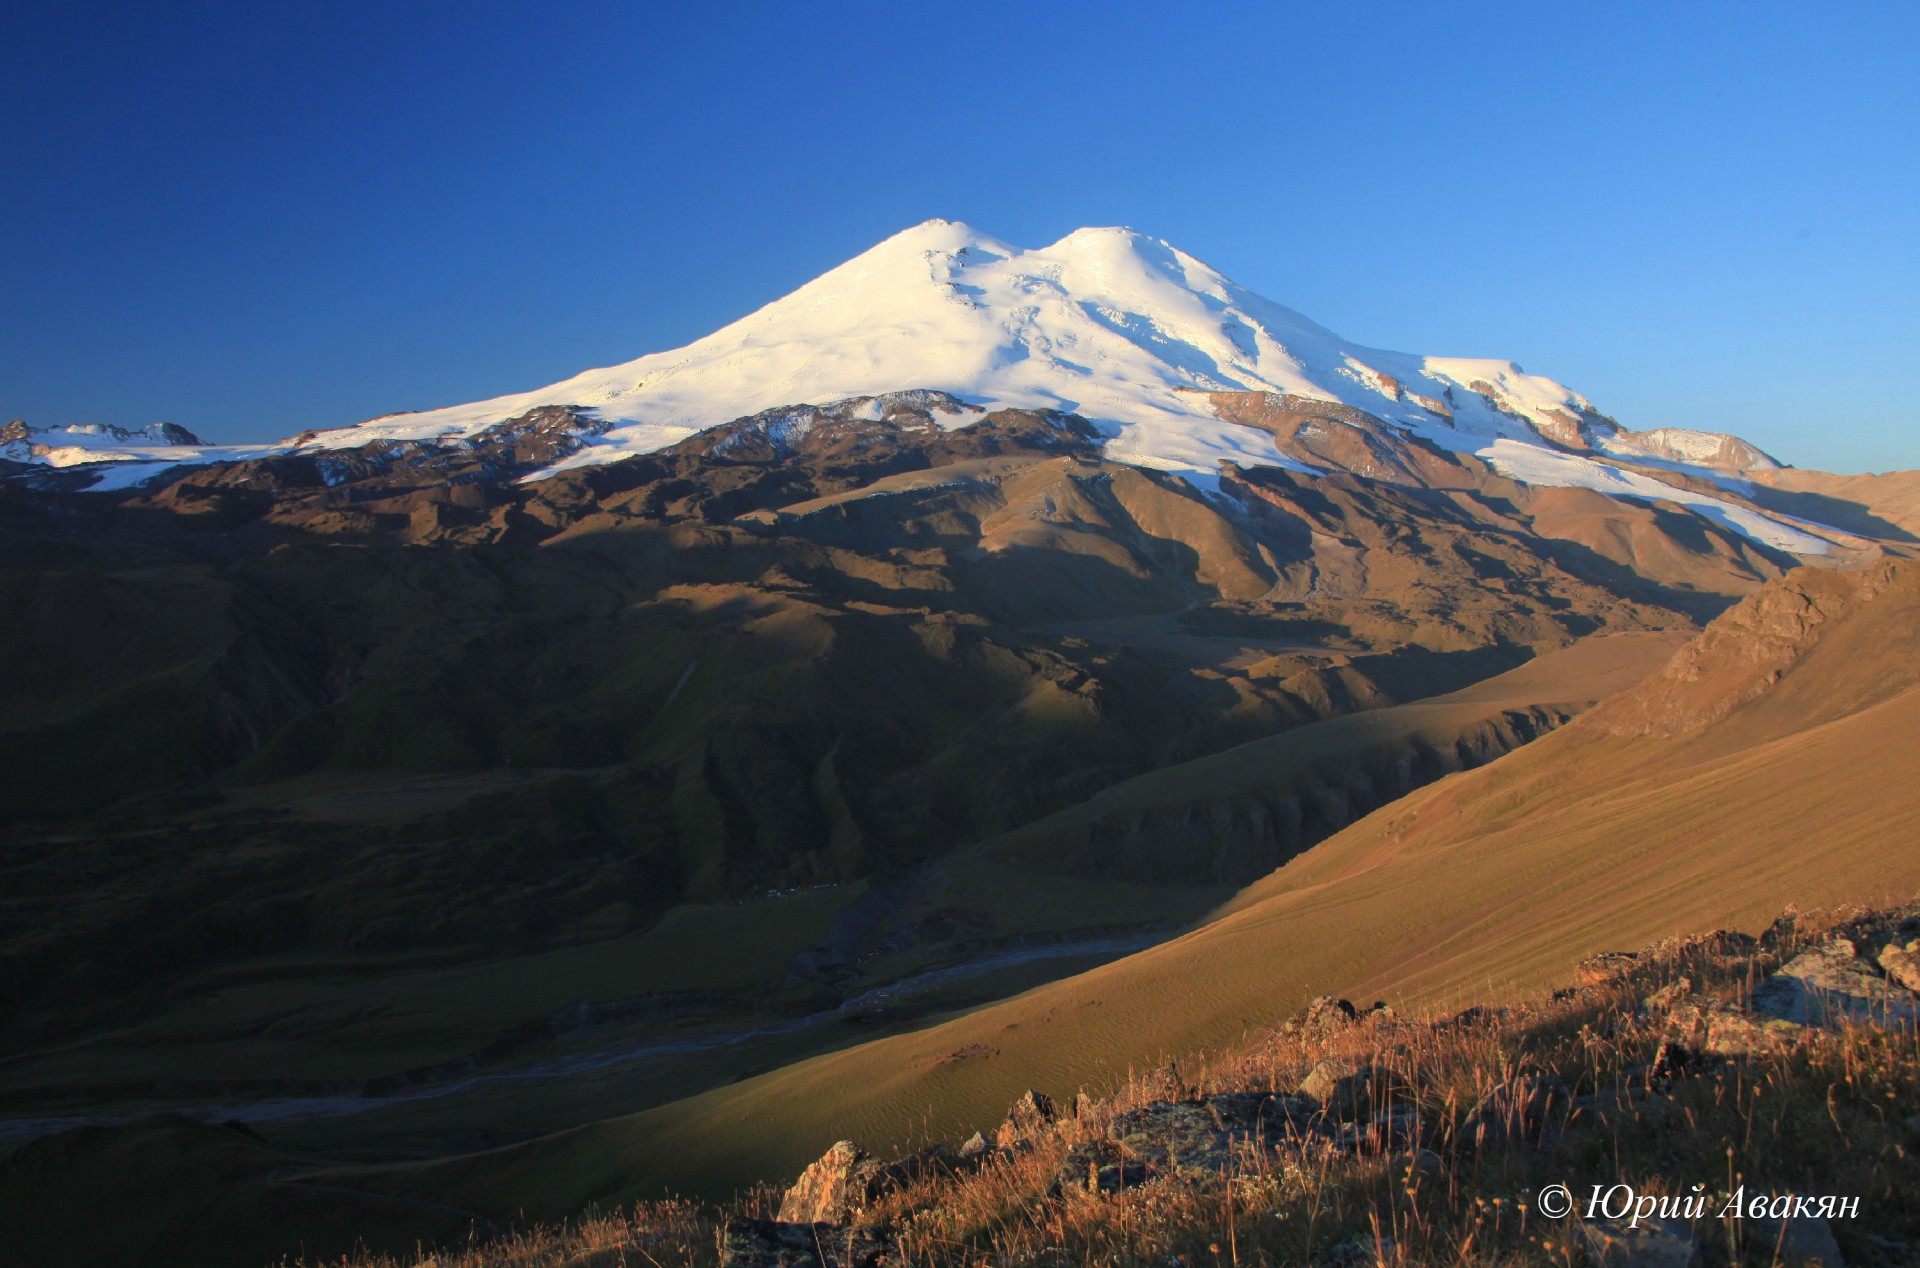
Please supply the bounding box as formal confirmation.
[4,2,1915,472]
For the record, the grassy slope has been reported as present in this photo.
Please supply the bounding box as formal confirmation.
[361,565,1920,1218]
[970,630,1679,873]
[350,630,1728,1214]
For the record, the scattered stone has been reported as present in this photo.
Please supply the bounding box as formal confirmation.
[1578,951,1642,985]
[1877,939,1920,992]
[1749,1213,1847,1267]
[1297,1058,1404,1119]
[1460,1073,1571,1149]
[1578,1216,1700,1267]
[1752,938,1920,1028]
[1288,995,1359,1035]
[776,1141,885,1225]
[957,1130,990,1159]
[721,1217,893,1268]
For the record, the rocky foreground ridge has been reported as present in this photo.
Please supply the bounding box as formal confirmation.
[283,900,1920,1268]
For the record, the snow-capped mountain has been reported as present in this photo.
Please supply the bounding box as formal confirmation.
[7,220,1832,551]
[295,220,1749,482]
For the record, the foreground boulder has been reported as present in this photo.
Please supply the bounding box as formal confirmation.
[1287,995,1359,1036]
[776,1139,969,1225]
[1657,992,1802,1058]
[1297,1058,1406,1119]
[776,1142,886,1225]
[722,1217,894,1268]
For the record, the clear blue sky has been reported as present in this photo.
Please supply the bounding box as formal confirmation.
[3,1,1915,472]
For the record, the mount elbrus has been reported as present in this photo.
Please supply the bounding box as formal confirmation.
[1,223,1915,1268]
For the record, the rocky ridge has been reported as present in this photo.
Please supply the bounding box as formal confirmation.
[717,901,1920,1266]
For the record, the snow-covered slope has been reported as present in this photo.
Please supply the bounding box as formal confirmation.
[8,221,1838,553]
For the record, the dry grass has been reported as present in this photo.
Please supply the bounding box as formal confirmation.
[312,902,1920,1267]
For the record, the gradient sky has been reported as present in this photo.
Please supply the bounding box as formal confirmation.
[3,1,1915,473]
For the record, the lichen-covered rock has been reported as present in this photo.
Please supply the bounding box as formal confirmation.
[1055,1092,1314,1195]
[1752,938,1920,1028]
[1298,1058,1404,1119]
[721,1217,894,1268]
[1659,994,1802,1057]
[1877,939,1920,992]
[775,1141,885,1225]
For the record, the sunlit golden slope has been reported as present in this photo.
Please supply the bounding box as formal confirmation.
[358,564,1920,1218]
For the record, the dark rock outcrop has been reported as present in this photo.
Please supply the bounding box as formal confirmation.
[721,1218,893,1268]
